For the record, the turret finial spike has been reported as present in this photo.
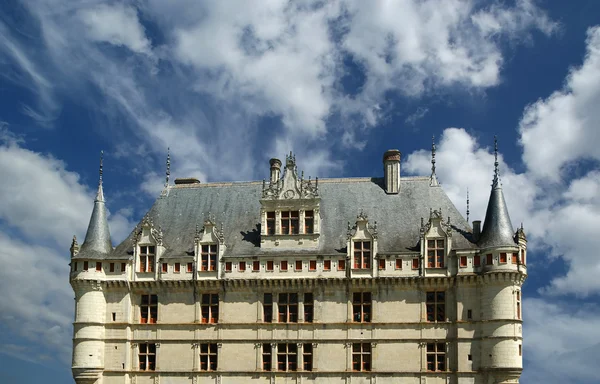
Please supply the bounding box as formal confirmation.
[492,135,500,188]
[99,150,104,185]
[165,147,171,187]
[466,188,470,223]
[430,135,439,186]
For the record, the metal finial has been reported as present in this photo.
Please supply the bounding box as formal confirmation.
[493,135,500,188]
[430,135,439,186]
[99,150,104,185]
[466,188,470,223]
[431,135,436,174]
[165,147,171,187]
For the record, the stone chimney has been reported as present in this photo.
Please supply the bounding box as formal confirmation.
[269,158,282,184]
[383,149,401,194]
[472,220,481,241]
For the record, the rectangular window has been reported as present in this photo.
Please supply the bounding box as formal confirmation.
[486,254,493,265]
[201,244,217,271]
[199,343,218,371]
[304,293,314,323]
[474,255,481,267]
[277,343,298,371]
[352,292,371,323]
[278,293,298,323]
[140,294,158,324]
[109,262,115,272]
[83,261,88,271]
[522,250,526,265]
[239,261,246,271]
[139,245,155,273]
[225,262,232,272]
[121,262,126,272]
[253,261,260,271]
[96,262,102,272]
[516,291,521,320]
[174,263,180,273]
[266,211,276,235]
[305,210,314,234]
[412,258,419,269]
[352,343,371,371]
[426,343,446,371]
[395,259,402,270]
[512,253,518,264]
[338,259,346,271]
[467,309,472,320]
[460,256,467,267]
[281,211,300,235]
[303,343,313,371]
[138,343,156,371]
[427,239,445,268]
[295,260,302,271]
[263,343,272,371]
[353,241,371,269]
[426,291,445,322]
[323,260,331,271]
[519,344,522,356]
[500,252,507,264]
[267,260,274,271]
[161,263,167,273]
[187,262,193,272]
[73,262,78,272]
[280,260,288,271]
[264,293,273,323]
[201,293,219,323]
[378,259,386,270]
[309,260,316,271]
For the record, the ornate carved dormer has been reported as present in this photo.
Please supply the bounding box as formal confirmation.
[260,152,321,249]
[133,216,164,277]
[347,210,378,276]
[420,209,452,272]
[194,213,226,275]
[70,235,80,258]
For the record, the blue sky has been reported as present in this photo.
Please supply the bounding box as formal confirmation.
[0,0,599,383]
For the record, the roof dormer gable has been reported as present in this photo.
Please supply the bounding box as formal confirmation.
[135,216,164,247]
[261,152,319,201]
[195,213,225,246]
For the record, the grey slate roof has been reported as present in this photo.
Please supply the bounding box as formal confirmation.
[77,183,113,259]
[477,182,517,249]
[97,176,476,261]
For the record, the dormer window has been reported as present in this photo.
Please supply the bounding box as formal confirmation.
[426,239,444,268]
[201,244,217,271]
[139,246,155,273]
[266,212,276,235]
[305,210,314,233]
[281,211,299,235]
[353,241,371,269]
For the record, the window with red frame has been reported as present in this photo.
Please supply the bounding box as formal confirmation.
[225,262,232,272]
[174,263,180,273]
[427,239,444,268]
[295,260,302,271]
[161,263,167,273]
[499,253,507,264]
[278,293,298,323]
[460,256,467,267]
[239,261,246,271]
[309,260,316,271]
[474,255,481,267]
[323,260,331,270]
[305,210,314,234]
[353,241,371,269]
[140,294,158,324]
[267,260,274,271]
[412,258,419,269]
[280,260,288,271]
[378,259,385,270]
[201,293,219,323]
[281,211,299,235]
[352,292,371,323]
[138,343,156,371]
[426,343,445,371]
[187,262,193,272]
[338,259,346,271]
[109,262,115,272]
[201,244,217,271]
[199,343,218,371]
[139,246,155,273]
[352,343,371,371]
[266,212,275,235]
[512,253,518,264]
[395,259,402,270]
[253,261,260,271]
[486,254,493,265]
[96,262,102,271]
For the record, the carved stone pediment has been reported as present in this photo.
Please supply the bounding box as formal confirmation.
[347,210,378,240]
[261,152,319,201]
[195,212,225,245]
[420,208,452,238]
[134,215,164,246]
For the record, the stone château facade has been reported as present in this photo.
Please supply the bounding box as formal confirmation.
[69,144,527,384]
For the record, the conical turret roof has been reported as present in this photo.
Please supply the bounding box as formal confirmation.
[478,140,516,249]
[79,153,112,257]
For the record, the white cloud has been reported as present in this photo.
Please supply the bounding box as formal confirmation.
[0,133,135,364]
[78,4,152,55]
[520,26,600,182]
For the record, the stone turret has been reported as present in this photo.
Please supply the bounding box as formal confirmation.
[71,152,110,384]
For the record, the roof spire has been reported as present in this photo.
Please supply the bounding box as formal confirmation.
[430,135,439,186]
[466,188,470,223]
[95,150,105,202]
[478,136,516,248]
[165,147,171,187]
[492,135,500,189]
[80,151,113,256]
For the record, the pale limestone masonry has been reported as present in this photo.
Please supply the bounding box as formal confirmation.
[70,149,527,384]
